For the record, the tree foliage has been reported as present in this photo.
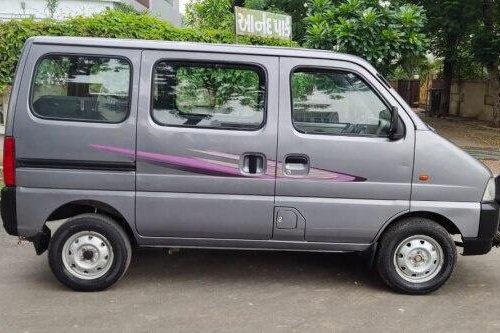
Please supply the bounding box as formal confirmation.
[472,1,500,69]
[409,0,482,80]
[184,0,234,31]
[0,9,292,92]
[304,0,428,76]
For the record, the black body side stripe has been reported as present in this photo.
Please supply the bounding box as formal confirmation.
[16,159,136,172]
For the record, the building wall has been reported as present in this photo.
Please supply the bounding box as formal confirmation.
[450,81,494,121]
[0,0,116,20]
[0,0,181,25]
[149,0,181,26]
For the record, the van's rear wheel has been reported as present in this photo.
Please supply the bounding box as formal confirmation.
[376,217,457,294]
[48,213,132,291]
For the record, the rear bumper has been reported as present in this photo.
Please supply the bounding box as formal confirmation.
[1,186,50,254]
[1,186,17,236]
[463,202,500,255]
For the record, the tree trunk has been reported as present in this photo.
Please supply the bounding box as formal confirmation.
[439,58,454,117]
[488,65,500,127]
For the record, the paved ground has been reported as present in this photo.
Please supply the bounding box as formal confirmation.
[422,114,500,149]
[1,225,500,332]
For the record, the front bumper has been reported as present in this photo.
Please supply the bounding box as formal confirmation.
[463,201,500,255]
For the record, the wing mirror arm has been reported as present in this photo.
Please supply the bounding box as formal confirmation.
[389,106,404,141]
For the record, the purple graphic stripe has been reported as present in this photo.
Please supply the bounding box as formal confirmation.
[91,144,365,182]
[91,144,272,179]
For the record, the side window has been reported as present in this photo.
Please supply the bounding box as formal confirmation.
[291,68,391,137]
[31,54,131,123]
[152,61,266,130]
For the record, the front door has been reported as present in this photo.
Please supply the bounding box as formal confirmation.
[135,50,279,239]
[275,57,415,244]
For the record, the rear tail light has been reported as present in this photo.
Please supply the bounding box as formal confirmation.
[3,136,15,187]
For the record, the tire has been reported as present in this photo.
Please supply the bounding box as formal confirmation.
[48,213,132,291]
[376,217,457,294]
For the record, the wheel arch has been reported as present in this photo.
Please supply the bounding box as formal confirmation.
[374,211,462,243]
[45,200,136,246]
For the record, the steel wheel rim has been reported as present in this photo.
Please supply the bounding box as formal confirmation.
[62,231,114,280]
[393,235,444,283]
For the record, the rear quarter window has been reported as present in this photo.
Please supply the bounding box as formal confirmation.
[31,54,131,123]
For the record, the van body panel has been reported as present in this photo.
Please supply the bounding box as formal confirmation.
[412,130,491,202]
[16,169,135,191]
[134,234,371,252]
[277,197,409,243]
[276,57,415,243]
[5,40,33,136]
[410,201,480,237]
[16,188,135,238]
[136,193,274,239]
[135,50,279,239]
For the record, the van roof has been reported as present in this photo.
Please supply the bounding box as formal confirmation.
[29,36,372,68]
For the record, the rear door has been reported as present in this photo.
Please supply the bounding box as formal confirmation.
[275,57,415,244]
[135,50,278,239]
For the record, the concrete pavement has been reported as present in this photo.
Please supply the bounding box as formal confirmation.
[1,225,500,332]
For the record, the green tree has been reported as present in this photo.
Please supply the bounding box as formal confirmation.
[303,0,428,76]
[184,0,234,31]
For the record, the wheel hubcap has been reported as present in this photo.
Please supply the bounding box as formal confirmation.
[393,235,444,283]
[62,231,114,280]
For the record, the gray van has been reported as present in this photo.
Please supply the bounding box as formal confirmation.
[2,37,499,294]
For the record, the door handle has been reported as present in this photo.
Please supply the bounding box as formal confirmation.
[240,153,265,175]
[284,155,310,176]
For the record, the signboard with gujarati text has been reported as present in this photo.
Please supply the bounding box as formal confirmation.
[235,7,292,40]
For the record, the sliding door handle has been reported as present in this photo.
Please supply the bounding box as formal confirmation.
[240,153,265,175]
[284,154,310,176]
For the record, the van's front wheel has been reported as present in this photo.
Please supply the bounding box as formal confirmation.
[376,217,457,294]
[48,213,132,291]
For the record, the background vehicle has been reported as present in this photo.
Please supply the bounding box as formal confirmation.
[2,37,499,293]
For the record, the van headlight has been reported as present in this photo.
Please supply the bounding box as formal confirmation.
[482,178,496,202]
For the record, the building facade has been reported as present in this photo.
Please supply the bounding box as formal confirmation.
[0,0,181,25]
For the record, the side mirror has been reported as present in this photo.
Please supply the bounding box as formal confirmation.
[389,106,404,140]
